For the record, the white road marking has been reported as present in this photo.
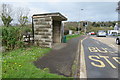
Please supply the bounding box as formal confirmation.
[110,44,116,48]
[79,37,87,78]
[96,41,100,45]
[90,36,118,51]
[96,53,102,56]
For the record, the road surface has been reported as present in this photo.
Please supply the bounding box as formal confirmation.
[80,36,119,78]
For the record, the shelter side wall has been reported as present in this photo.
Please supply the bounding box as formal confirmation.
[33,16,52,48]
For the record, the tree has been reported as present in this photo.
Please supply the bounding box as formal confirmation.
[1,13,13,27]
[0,3,13,27]
[17,7,30,26]
[18,16,28,26]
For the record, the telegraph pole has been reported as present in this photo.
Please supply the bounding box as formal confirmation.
[84,22,88,35]
[79,9,84,34]
[78,21,80,34]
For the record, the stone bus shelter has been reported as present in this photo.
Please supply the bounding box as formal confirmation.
[32,13,67,48]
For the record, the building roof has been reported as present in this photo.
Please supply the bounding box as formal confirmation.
[32,12,67,21]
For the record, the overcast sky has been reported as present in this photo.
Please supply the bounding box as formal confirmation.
[0,0,120,23]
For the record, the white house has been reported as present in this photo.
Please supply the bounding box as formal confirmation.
[69,30,73,35]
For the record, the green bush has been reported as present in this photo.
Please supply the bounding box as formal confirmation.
[2,26,31,51]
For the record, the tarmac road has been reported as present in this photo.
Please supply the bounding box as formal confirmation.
[81,36,120,78]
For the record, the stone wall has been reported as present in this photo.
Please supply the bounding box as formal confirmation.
[33,16,53,48]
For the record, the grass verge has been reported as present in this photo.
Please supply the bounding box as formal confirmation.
[2,46,65,78]
[66,34,82,41]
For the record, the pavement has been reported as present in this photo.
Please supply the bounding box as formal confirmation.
[81,36,120,78]
[34,35,85,77]
[52,43,67,50]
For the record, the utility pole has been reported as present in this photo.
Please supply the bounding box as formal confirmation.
[118,1,120,30]
[80,9,88,35]
[79,9,84,35]
[85,26,87,34]
[84,22,88,35]
[78,21,80,34]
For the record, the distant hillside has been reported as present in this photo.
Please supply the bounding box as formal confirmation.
[64,21,119,33]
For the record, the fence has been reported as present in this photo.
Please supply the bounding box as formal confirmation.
[23,32,34,46]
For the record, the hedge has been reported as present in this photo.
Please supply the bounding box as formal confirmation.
[1,26,31,51]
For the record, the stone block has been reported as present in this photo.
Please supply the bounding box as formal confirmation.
[41,35,49,38]
[45,40,52,42]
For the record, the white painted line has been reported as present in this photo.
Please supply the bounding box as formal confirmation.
[99,40,102,42]
[111,44,115,47]
[110,44,116,48]
[97,53,102,56]
[79,37,87,78]
[96,41,100,45]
